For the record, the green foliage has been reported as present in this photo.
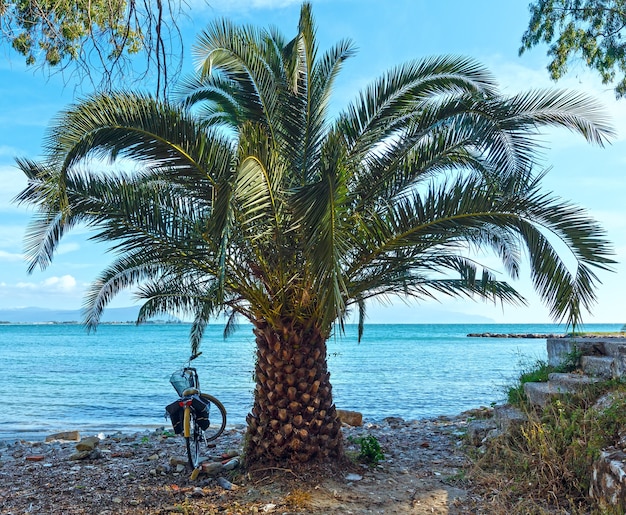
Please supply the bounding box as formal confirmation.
[348,435,385,465]
[474,381,626,511]
[507,359,557,405]
[506,348,582,405]
[560,346,583,371]
[0,0,187,96]
[521,0,626,97]
[12,1,619,465]
[4,0,137,64]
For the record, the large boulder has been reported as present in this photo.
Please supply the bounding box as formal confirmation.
[590,448,626,510]
[336,409,363,427]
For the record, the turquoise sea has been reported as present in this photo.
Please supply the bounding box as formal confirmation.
[0,322,621,441]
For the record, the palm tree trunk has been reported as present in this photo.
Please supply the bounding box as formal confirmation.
[244,318,343,467]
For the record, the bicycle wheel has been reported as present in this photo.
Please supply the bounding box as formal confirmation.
[200,393,227,442]
[185,411,203,469]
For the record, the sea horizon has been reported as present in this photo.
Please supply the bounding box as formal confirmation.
[1,320,622,326]
[0,322,622,442]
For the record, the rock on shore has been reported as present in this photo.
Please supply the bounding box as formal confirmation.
[0,414,480,514]
[467,332,564,338]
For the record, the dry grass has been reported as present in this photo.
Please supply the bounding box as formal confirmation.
[467,380,626,514]
[283,488,313,510]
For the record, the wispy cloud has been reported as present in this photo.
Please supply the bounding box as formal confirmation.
[203,0,303,14]
[0,165,28,212]
[0,275,87,309]
[14,274,79,293]
[0,249,24,262]
[0,224,27,249]
[57,243,81,255]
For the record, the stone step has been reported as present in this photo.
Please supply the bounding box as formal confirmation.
[548,372,601,390]
[493,404,527,432]
[581,355,614,379]
[547,337,626,367]
[523,382,572,407]
[547,338,606,367]
[524,373,601,407]
[603,341,626,377]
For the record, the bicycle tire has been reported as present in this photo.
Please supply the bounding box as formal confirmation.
[185,410,202,469]
[199,393,227,442]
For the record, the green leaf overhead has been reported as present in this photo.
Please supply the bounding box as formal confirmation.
[15,2,615,467]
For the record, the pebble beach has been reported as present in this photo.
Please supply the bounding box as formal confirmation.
[0,414,484,514]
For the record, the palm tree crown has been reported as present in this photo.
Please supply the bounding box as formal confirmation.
[15,3,615,466]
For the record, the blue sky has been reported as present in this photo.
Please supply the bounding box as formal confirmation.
[0,0,624,324]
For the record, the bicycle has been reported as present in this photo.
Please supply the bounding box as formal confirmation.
[166,352,227,469]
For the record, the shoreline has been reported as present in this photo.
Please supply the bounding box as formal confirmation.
[0,413,477,514]
[468,332,626,338]
[467,332,564,338]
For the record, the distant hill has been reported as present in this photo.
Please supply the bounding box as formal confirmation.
[0,305,492,324]
[0,306,177,324]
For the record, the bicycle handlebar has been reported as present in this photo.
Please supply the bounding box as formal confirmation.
[189,352,202,362]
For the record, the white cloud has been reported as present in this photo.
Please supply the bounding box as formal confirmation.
[0,164,29,213]
[0,274,86,309]
[57,243,80,255]
[0,224,27,247]
[15,274,78,293]
[0,249,24,262]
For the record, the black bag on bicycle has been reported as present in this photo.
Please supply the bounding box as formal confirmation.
[165,400,184,434]
[191,395,210,430]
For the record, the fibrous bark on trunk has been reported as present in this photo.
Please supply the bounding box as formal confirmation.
[244,318,343,467]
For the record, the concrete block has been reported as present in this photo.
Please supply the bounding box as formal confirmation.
[581,355,614,379]
[548,372,600,391]
[493,404,527,432]
[547,338,606,367]
[601,340,626,358]
[523,382,567,407]
[547,339,577,367]
[604,342,626,377]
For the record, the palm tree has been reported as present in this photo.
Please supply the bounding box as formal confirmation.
[15,3,615,467]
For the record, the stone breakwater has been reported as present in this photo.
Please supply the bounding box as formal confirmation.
[467,333,564,338]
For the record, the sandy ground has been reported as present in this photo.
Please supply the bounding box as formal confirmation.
[0,414,490,514]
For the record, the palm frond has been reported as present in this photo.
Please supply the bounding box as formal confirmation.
[337,55,498,159]
[82,256,163,330]
[13,2,616,352]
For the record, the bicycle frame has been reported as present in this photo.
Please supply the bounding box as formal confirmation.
[179,396,197,438]
[167,352,227,468]
[177,367,200,438]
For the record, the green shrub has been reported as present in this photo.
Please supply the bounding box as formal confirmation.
[473,380,626,513]
[506,359,556,405]
[348,434,384,465]
[506,348,582,406]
